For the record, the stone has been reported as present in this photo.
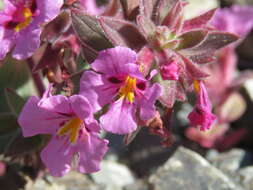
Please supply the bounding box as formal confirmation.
[25,172,104,190]
[123,180,149,190]
[149,147,243,190]
[91,160,135,188]
[238,166,253,190]
[206,149,253,174]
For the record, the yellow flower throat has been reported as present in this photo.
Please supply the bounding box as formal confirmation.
[193,80,200,93]
[14,8,33,32]
[119,76,137,103]
[57,118,83,144]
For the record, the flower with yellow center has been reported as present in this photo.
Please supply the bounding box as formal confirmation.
[193,80,200,93]
[14,7,33,32]
[57,117,83,144]
[119,76,137,103]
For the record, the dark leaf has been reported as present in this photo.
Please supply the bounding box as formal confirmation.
[181,31,239,54]
[41,11,71,43]
[80,42,98,63]
[119,0,139,19]
[71,11,112,51]
[180,31,239,63]
[179,54,210,79]
[5,133,43,156]
[188,51,215,64]
[155,0,177,25]
[177,30,208,50]
[161,0,184,33]
[0,131,18,154]
[0,113,19,133]
[69,70,84,94]
[99,16,146,50]
[183,9,216,31]
[32,44,61,72]
[136,15,156,40]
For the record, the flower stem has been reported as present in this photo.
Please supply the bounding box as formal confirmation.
[27,58,45,97]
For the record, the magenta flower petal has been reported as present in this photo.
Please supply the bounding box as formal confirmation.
[188,81,217,131]
[36,0,63,23]
[69,95,92,119]
[38,95,71,114]
[12,25,41,59]
[160,61,179,81]
[0,28,14,59]
[80,71,112,112]
[40,136,74,177]
[86,120,100,133]
[0,0,63,60]
[211,5,253,37]
[91,46,138,76]
[80,47,161,135]
[19,87,108,176]
[77,132,108,173]
[100,99,137,134]
[139,83,162,121]
[188,106,216,131]
[18,96,65,137]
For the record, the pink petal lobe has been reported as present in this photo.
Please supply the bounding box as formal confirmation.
[77,132,108,173]
[188,82,216,131]
[69,95,92,119]
[91,46,137,75]
[40,136,74,177]
[18,96,64,137]
[38,95,71,114]
[80,71,113,112]
[139,83,162,121]
[100,99,137,134]
[12,25,41,59]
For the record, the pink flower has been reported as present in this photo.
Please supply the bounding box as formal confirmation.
[185,124,229,148]
[0,0,63,60]
[160,60,179,81]
[188,80,216,131]
[80,47,162,134]
[18,86,108,177]
[211,5,253,37]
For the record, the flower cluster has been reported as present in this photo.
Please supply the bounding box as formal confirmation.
[0,0,241,177]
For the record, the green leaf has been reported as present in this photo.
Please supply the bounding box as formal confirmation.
[5,88,25,116]
[5,133,43,156]
[0,113,19,133]
[0,58,28,111]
